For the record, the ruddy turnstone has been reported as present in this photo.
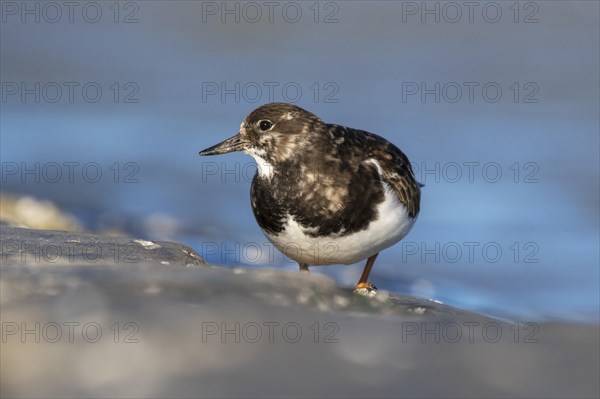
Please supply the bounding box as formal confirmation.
[199,103,421,293]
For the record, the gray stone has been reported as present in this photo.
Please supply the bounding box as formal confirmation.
[1,227,598,398]
[0,226,206,267]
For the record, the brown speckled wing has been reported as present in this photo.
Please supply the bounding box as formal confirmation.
[374,142,421,219]
[333,125,421,219]
[381,168,421,218]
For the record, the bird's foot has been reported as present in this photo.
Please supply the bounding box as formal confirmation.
[353,282,378,297]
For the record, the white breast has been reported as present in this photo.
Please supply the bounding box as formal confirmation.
[264,184,416,265]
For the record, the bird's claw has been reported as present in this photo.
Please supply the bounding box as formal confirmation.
[354,282,378,297]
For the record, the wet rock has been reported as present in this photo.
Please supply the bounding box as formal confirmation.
[0,226,206,267]
[1,227,598,398]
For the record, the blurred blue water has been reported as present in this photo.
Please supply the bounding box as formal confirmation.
[1,1,598,323]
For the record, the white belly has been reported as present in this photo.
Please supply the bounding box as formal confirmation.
[263,185,416,265]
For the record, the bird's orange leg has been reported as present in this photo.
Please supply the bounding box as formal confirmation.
[355,253,378,291]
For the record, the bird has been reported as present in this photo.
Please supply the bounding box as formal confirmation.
[199,102,421,293]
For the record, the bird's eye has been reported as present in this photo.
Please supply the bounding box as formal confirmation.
[258,120,273,132]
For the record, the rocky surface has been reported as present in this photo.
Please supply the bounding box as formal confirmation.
[0,226,206,267]
[1,227,598,398]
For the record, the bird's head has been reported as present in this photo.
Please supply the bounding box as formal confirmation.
[199,103,324,167]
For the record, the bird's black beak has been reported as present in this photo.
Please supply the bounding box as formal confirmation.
[199,133,249,156]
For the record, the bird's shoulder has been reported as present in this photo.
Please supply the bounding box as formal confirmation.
[327,124,422,218]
